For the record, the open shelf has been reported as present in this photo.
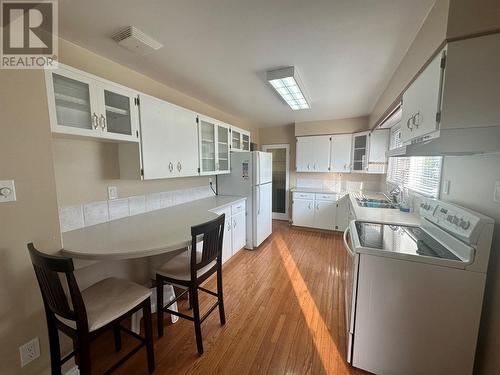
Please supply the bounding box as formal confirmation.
[105,105,129,116]
[55,92,89,107]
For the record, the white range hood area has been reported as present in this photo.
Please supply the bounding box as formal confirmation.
[387,126,500,157]
[384,33,500,158]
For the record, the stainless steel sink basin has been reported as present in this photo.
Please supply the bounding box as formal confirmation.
[355,194,399,209]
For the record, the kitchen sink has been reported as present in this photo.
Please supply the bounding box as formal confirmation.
[355,195,399,209]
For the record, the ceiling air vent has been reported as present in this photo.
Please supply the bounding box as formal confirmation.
[112,26,163,55]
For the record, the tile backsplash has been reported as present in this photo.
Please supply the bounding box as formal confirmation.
[296,177,383,193]
[59,185,214,233]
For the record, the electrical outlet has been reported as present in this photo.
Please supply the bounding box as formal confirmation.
[494,181,500,203]
[107,186,118,200]
[19,337,40,367]
[0,180,16,203]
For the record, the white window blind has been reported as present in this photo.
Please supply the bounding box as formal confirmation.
[387,127,442,198]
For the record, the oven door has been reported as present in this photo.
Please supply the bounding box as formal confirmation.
[343,223,359,364]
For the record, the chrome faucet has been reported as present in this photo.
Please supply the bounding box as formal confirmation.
[388,186,401,204]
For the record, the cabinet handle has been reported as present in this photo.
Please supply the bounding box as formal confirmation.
[413,111,421,128]
[169,162,173,173]
[307,163,310,170]
[313,163,316,170]
[177,162,182,172]
[316,203,319,210]
[407,116,414,130]
[99,114,106,130]
[233,220,237,228]
[308,203,312,210]
[92,113,99,129]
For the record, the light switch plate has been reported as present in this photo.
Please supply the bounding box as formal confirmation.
[108,186,118,200]
[494,181,500,203]
[0,180,16,202]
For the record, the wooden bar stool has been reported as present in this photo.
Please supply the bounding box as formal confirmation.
[156,214,226,354]
[27,243,155,375]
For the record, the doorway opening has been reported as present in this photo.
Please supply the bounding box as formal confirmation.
[262,144,290,220]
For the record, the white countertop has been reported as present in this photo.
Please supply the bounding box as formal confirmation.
[349,192,421,226]
[62,195,246,260]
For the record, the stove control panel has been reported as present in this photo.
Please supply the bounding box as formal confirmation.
[419,198,491,244]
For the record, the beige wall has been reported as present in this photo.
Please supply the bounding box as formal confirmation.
[369,0,450,128]
[0,70,61,374]
[295,116,369,136]
[441,155,500,374]
[447,0,500,39]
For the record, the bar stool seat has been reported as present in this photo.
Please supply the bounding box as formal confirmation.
[57,277,151,332]
[156,250,216,281]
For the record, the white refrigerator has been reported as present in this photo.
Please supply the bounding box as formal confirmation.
[217,151,273,249]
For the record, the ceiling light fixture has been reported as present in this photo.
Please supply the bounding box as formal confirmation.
[267,67,310,110]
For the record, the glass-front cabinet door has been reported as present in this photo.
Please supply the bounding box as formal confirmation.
[48,69,99,137]
[217,124,230,173]
[232,129,241,150]
[242,132,250,151]
[352,132,369,172]
[98,83,139,142]
[199,117,216,174]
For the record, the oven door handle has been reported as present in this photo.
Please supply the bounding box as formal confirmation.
[343,227,355,257]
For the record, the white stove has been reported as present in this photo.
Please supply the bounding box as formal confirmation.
[343,198,494,375]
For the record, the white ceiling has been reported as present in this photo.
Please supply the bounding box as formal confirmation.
[58,0,435,127]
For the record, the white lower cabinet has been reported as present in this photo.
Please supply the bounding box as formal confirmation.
[292,192,338,230]
[292,198,315,227]
[211,200,246,264]
[232,211,246,254]
[335,195,350,231]
[314,200,336,230]
[222,217,233,263]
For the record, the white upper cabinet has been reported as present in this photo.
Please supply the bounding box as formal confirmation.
[331,134,353,173]
[198,116,231,175]
[351,130,389,174]
[351,131,369,172]
[367,130,389,173]
[296,135,331,172]
[139,94,198,179]
[440,33,500,130]
[46,66,139,143]
[230,126,251,152]
[401,48,446,145]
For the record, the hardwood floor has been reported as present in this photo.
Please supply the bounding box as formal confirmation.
[90,221,369,374]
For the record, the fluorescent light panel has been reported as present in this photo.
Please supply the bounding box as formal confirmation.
[267,67,310,110]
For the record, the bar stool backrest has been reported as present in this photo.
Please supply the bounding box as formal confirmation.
[27,243,88,332]
[190,214,225,274]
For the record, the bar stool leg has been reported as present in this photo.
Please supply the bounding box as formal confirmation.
[191,284,204,355]
[46,312,62,375]
[217,265,226,325]
[156,277,164,338]
[143,298,155,373]
[113,325,122,351]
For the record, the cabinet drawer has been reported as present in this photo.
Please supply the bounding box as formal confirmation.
[211,206,231,219]
[315,193,337,201]
[231,201,245,215]
[293,192,315,200]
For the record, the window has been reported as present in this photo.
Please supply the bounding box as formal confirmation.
[387,126,442,198]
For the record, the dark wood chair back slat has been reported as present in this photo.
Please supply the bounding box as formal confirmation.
[27,243,86,325]
[190,214,225,271]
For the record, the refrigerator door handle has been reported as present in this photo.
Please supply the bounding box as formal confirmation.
[257,185,260,215]
[256,152,260,185]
